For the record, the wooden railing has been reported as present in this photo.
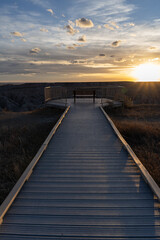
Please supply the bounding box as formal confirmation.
[44,86,125,104]
[44,86,67,102]
[101,106,160,202]
[0,106,70,224]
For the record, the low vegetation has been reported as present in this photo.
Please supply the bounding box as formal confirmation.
[104,104,160,187]
[0,107,64,204]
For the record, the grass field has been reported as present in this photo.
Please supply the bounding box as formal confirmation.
[0,107,64,204]
[104,104,160,187]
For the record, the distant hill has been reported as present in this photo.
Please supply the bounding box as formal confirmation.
[0,83,51,111]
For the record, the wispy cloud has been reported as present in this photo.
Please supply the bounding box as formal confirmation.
[129,22,135,26]
[78,35,86,42]
[154,19,160,22]
[29,60,71,65]
[68,20,75,26]
[21,38,27,42]
[104,24,114,30]
[40,28,48,32]
[111,40,121,47]
[64,24,79,35]
[66,43,84,50]
[76,18,94,28]
[29,0,50,8]
[69,0,135,21]
[66,46,76,50]
[110,21,119,29]
[73,44,84,48]
[114,57,126,63]
[30,47,41,54]
[46,9,54,15]
[124,22,135,27]
[10,32,23,37]
[149,46,157,50]
[104,21,119,30]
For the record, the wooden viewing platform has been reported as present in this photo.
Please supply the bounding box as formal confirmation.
[0,98,160,239]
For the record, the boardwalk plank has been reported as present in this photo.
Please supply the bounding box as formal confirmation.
[0,99,160,239]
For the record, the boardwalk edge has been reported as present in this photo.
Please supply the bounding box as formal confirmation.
[0,106,70,224]
[100,106,160,202]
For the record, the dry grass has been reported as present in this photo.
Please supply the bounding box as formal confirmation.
[106,104,160,120]
[104,105,160,187]
[0,107,64,204]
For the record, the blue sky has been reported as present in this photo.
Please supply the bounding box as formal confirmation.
[0,0,160,82]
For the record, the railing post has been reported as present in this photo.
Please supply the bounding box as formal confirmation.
[93,90,96,103]
[74,90,76,103]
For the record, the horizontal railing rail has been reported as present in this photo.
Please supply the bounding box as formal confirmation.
[44,86,67,103]
[45,86,125,103]
[100,106,160,202]
[0,106,70,224]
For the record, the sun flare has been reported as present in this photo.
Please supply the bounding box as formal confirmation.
[132,63,160,82]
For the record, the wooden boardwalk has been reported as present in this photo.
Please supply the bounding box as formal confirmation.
[0,99,160,239]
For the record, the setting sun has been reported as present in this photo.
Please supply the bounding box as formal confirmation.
[132,63,160,82]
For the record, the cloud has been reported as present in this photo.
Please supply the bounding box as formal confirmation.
[40,28,48,32]
[44,52,51,56]
[69,0,135,23]
[104,22,119,30]
[129,22,135,26]
[66,43,84,50]
[150,58,159,62]
[71,60,87,64]
[68,20,75,26]
[29,60,71,65]
[76,18,94,28]
[21,38,27,42]
[73,44,84,48]
[64,25,79,35]
[73,44,83,47]
[104,24,114,30]
[55,43,66,48]
[67,46,75,50]
[111,40,121,47]
[30,48,41,54]
[114,58,126,63]
[10,32,23,37]
[78,35,86,42]
[124,22,135,27]
[71,59,93,66]
[30,0,49,8]
[46,9,54,15]
[130,33,136,37]
[149,46,157,50]
[110,22,119,29]
[154,19,160,22]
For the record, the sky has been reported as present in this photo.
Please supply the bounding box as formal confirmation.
[0,0,160,83]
